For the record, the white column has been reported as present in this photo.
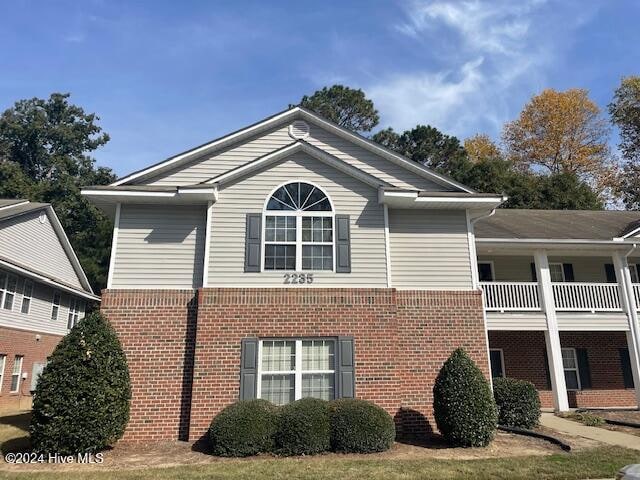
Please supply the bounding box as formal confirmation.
[613,251,640,406]
[534,250,569,411]
[106,203,121,290]
[202,201,213,287]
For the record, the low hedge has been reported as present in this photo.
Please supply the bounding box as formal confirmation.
[208,399,279,457]
[330,399,395,453]
[493,377,541,429]
[275,398,331,456]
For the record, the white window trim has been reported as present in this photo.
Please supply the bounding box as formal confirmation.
[10,355,23,393]
[51,291,61,321]
[67,298,82,329]
[261,181,336,273]
[478,261,495,282]
[256,338,336,404]
[0,272,17,311]
[489,348,505,378]
[549,262,566,283]
[561,347,581,391]
[21,279,33,315]
[0,354,5,393]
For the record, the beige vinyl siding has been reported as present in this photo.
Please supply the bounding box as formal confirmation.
[0,272,82,336]
[144,122,450,191]
[477,256,613,282]
[111,205,206,288]
[207,151,387,287]
[557,313,629,331]
[389,209,473,290]
[486,312,547,330]
[0,210,82,289]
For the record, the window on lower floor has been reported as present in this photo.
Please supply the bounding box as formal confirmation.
[258,339,336,405]
[0,355,5,393]
[489,349,505,378]
[562,348,580,390]
[10,355,23,393]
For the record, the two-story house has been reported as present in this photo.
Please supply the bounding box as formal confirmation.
[0,199,99,411]
[82,107,640,442]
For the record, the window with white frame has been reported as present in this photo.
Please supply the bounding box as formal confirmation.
[10,355,23,393]
[0,354,5,393]
[51,291,61,321]
[21,280,33,314]
[562,348,580,390]
[0,271,17,311]
[67,298,83,329]
[549,263,566,283]
[257,339,336,405]
[263,182,334,271]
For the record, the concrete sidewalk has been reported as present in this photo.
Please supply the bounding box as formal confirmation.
[540,413,640,450]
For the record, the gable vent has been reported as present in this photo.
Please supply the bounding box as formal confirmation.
[288,120,310,140]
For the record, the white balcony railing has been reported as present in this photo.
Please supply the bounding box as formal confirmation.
[634,284,640,308]
[552,282,620,312]
[480,282,540,312]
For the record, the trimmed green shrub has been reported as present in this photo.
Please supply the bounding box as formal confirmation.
[208,400,279,457]
[433,348,498,447]
[30,312,131,454]
[330,399,395,453]
[493,377,541,428]
[570,412,605,427]
[275,398,331,456]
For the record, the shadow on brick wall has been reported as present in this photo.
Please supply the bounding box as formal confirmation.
[394,407,435,440]
[178,294,199,441]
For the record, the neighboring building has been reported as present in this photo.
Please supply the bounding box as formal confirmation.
[0,199,99,411]
[82,107,640,443]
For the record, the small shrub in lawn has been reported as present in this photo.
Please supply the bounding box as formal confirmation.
[330,399,395,453]
[433,348,498,447]
[30,312,131,455]
[208,399,279,457]
[571,412,605,427]
[493,377,541,429]
[275,398,331,456]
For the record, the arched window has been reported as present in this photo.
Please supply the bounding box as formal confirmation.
[263,182,334,271]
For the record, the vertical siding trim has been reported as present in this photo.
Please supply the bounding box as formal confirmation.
[466,210,479,289]
[202,201,213,287]
[106,203,121,289]
[383,204,392,287]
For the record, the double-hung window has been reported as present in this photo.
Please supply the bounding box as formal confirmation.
[67,298,83,329]
[258,339,336,405]
[10,355,23,393]
[549,263,566,283]
[51,292,61,321]
[21,280,33,314]
[263,182,334,271]
[562,348,580,390]
[0,271,17,311]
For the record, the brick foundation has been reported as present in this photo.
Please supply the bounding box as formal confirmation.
[488,331,637,409]
[0,326,62,412]
[102,288,489,442]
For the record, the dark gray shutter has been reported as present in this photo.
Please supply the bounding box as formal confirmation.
[244,214,262,272]
[605,264,617,283]
[620,348,635,388]
[543,348,552,390]
[563,264,575,282]
[239,338,258,400]
[337,337,355,398]
[576,348,592,390]
[530,263,537,282]
[335,215,351,273]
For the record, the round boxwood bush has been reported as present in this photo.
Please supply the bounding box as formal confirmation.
[275,398,331,456]
[208,399,279,456]
[433,348,498,447]
[30,312,131,454]
[330,399,395,453]
[493,377,541,429]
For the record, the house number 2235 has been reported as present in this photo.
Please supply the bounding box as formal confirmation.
[283,273,314,284]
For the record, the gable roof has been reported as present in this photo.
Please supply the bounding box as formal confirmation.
[112,106,474,193]
[0,199,98,299]
[475,209,640,241]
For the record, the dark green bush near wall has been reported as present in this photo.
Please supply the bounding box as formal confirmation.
[330,399,395,453]
[493,377,541,428]
[275,398,331,456]
[208,399,279,457]
[433,348,498,447]
[30,312,131,454]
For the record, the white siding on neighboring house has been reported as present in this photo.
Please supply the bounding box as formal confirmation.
[0,271,83,336]
[143,123,451,191]
[0,209,82,289]
[111,205,206,288]
[207,151,388,287]
[389,209,473,290]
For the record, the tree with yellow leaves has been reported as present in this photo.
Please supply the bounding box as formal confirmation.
[464,134,502,163]
[502,88,613,190]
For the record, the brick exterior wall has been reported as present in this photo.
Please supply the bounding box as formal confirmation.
[102,288,489,442]
[0,326,62,412]
[488,331,637,409]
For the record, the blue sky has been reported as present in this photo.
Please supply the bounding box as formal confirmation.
[2,0,639,177]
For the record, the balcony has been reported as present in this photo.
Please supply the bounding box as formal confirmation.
[480,281,629,313]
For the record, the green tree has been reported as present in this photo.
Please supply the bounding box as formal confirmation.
[0,93,115,291]
[30,312,131,454]
[610,76,640,163]
[298,85,379,133]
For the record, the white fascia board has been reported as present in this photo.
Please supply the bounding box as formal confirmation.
[379,190,504,209]
[476,238,639,246]
[0,258,100,301]
[0,200,29,211]
[82,189,177,198]
[619,226,640,240]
